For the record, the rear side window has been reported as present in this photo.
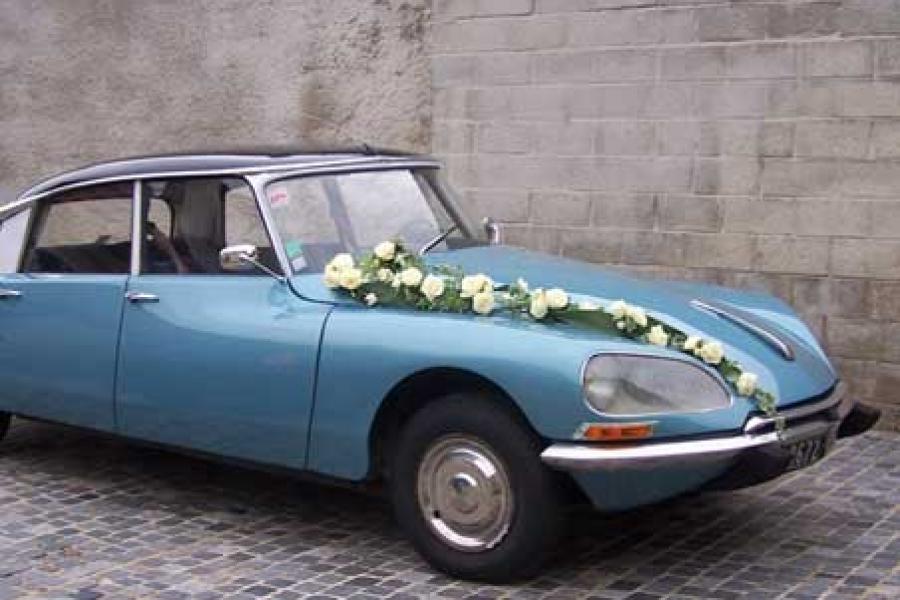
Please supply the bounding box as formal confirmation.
[23,183,133,274]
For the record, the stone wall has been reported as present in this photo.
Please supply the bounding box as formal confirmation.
[0,0,430,197]
[431,0,900,428]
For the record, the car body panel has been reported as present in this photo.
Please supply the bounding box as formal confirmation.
[116,275,329,468]
[0,273,124,430]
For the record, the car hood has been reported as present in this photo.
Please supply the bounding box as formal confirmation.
[294,245,837,407]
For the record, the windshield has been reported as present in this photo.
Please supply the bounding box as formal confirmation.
[265,168,482,273]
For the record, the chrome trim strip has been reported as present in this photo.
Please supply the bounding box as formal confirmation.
[130,181,141,277]
[246,174,291,278]
[254,160,440,189]
[1,157,441,219]
[691,299,795,361]
[542,384,851,472]
[541,419,836,471]
[744,382,849,435]
[125,291,159,303]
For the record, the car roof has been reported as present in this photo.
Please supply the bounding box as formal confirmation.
[0,146,437,220]
[17,146,428,200]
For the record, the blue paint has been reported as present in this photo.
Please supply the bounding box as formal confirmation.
[0,244,839,511]
[115,275,329,469]
[0,273,124,430]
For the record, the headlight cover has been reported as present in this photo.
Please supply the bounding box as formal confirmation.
[583,354,731,416]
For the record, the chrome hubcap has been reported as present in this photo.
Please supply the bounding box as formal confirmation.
[416,435,513,552]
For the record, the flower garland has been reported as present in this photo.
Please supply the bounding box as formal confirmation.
[324,241,779,420]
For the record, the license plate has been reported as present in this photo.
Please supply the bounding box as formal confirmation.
[785,435,829,471]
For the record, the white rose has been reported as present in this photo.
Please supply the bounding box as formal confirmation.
[472,291,495,315]
[516,278,529,292]
[376,268,393,283]
[529,289,549,320]
[364,292,378,306]
[683,335,702,352]
[400,267,424,287]
[626,305,648,328]
[578,300,600,311]
[373,241,396,261]
[607,299,628,320]
[460,274,490,298]
[323,265,341,288]
[460,275,480,298]
[647,324,670,347]
[736,372,758,396]
[545,288,569,310]
[420,274,445,301]
[339,267,363,291]
[330,253,354,270]
[391,275,402,288]
[698,340,724,365]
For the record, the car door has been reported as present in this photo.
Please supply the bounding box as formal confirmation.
[0,183,134,431]
[115,177,329,469]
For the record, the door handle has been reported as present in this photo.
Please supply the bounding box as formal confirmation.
[125,291,159,303]
[0,288,22,299]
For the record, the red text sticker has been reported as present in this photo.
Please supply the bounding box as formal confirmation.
[268,187,290,208]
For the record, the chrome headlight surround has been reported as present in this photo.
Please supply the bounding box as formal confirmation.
[582,353,732,417]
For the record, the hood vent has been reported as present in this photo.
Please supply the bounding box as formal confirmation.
[691,299,795,361]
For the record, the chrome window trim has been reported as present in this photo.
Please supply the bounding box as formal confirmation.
[246,174,291,279]
[130,181,141,277]
[579,350,734,419]
[691,299,795,361]
[0,208,31,274]
[254,160,440,189]
[0,157,441,220]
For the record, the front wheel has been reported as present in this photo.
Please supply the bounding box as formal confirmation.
[389,394,563,583]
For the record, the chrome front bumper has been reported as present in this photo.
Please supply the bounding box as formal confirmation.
[542,383,858,472]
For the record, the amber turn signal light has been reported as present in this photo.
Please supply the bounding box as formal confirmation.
[575,422,654,442]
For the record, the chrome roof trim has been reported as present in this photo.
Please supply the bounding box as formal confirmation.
[0,156,441,220]
[691,299,795,361]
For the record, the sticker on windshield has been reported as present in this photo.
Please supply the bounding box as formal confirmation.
[291,255,307,271]
[284,240,303,258]
[268,187,290,209]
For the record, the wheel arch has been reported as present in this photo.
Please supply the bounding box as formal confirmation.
[368,366,540,481]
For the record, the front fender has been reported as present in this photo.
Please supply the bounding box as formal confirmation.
[307,305,600,480]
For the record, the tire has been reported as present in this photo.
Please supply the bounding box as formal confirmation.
[0,413,9,442]
[389,393,563,583]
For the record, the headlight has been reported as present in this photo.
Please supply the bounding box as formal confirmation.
[583,355,730,416]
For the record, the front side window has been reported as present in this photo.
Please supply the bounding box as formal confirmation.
[141,177,279,275]
[23,183,133,274]
[265,169,478,273]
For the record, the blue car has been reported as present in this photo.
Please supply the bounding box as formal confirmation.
[0,149,879,582]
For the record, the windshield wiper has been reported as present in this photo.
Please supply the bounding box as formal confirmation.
[419,224,459,255]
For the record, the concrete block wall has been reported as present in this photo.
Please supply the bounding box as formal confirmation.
[431,0,900,428]
[0,0,430,197]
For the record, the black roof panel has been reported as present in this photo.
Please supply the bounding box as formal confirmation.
[19,146,425,200]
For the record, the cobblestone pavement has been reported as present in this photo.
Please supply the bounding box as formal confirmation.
[0,420,897,600]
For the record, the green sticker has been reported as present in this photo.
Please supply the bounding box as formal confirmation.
[284,240,303,258]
